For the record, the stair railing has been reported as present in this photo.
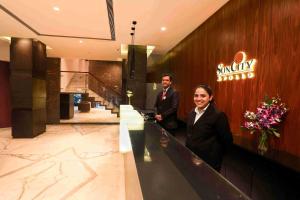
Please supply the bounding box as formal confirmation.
[60,71,121,108]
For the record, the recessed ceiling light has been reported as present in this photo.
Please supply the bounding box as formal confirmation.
[0,36,11,42]
[79,40,83,43]
[161,27,167,31]
[53,6,60,11]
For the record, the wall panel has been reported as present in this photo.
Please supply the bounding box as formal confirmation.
[148,0,300,157]
[89,60,122,94]
[0,61,11,127]
[46,58,60,123]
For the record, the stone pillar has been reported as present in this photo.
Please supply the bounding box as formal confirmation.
[10,38,46,138]
[46,58,60,123]
[123,45,147,109]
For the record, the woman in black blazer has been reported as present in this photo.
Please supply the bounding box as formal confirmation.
[185,85,233,171]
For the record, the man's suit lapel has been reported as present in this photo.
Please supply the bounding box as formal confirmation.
[158,91,163,101]
[166,87,173,98]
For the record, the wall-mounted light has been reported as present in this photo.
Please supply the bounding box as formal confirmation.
[153,83,157,90]
[120,44,128,57]
[0,36,11,43]
[147,45,155,58]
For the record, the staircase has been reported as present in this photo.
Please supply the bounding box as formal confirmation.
[62,72,120,115]
[63,72,86,93]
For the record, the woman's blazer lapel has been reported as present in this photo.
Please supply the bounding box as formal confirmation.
[193,104,215,126]
[188,111,196,127]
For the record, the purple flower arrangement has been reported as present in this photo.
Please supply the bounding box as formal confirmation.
[242,96,288,152]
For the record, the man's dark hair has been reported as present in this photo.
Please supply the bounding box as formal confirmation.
[162,73,173,81]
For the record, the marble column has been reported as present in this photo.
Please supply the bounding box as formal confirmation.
[10,38,47,138]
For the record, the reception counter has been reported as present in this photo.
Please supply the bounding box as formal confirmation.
[126,121,250,200]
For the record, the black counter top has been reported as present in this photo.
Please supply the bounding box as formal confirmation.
[128,122,250,200]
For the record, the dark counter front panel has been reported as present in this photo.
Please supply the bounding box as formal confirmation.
[222,137,300,199]
[60,93,74,119]
[129,129,200,200]
[129,122,249,200]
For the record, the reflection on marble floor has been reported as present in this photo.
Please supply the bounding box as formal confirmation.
[0,125,125,200]
[60,107,119,123]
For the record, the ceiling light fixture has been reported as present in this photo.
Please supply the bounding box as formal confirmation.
[129,20,137,79]
[53,6,60,11]
[0,36,11,42]
[79,40,83,43]
[161,27,167,31]
[130,21,137,44]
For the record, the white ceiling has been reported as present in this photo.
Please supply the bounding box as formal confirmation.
[0,0,229,61]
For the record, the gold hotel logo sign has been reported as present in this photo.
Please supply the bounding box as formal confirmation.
[217,51,256,82]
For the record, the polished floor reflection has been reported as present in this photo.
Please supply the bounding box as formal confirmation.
[60,106,119,123]
[0,125,125,200]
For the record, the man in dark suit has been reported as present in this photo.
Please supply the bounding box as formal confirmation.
[154,74,179,135]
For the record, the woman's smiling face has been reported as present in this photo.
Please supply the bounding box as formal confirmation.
[194,87,213,110]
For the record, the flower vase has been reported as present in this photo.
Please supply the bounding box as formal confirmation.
[258,130,268,154]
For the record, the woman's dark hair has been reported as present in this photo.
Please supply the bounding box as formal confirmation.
[195,84,215,103]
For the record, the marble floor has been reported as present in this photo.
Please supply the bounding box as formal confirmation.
[60,107,119,124]
[0,124,125,200]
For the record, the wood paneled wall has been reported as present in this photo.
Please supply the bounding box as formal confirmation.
[46,58,60,124]
[89,60,122,93]
[0,61,11,127]
[148,0,300,156]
